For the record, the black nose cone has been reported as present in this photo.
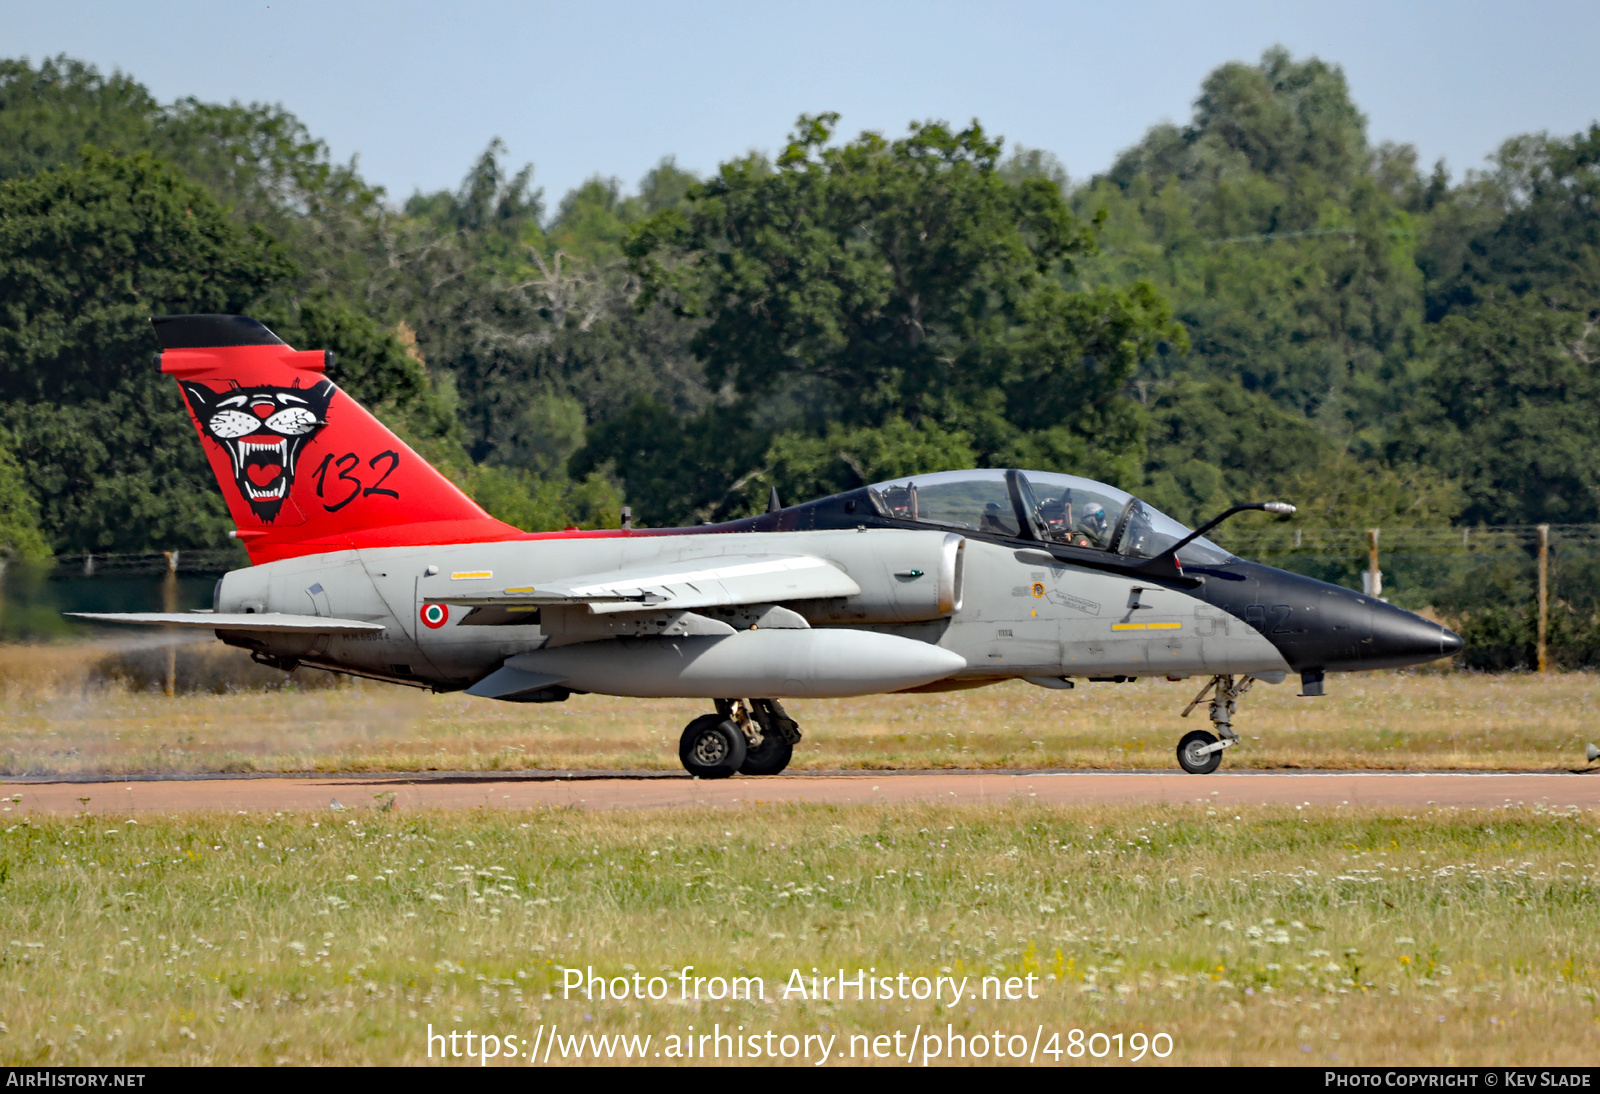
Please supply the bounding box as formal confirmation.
[1198,561,1467,673]
[1366,604,1463,670]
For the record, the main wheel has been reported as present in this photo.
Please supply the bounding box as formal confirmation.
[1176,729,1223,775]
[739,732,794,776]
[679,715,747,778]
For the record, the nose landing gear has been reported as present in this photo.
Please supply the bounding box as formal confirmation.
[1175,674,1256,774]
[678,698,804,778]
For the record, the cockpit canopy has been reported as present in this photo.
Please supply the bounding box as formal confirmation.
[866,469,1234,565]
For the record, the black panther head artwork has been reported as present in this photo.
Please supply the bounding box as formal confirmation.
[180,380,336,522]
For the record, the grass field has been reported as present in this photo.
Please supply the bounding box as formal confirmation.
[0,642,1596,775]
[0,801,1595,1066]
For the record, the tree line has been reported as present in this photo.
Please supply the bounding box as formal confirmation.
[1,48,1597,665]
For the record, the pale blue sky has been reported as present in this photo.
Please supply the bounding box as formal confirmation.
[5,1,1597,210]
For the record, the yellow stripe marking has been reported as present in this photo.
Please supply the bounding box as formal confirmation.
[1111,622,1183,631]
[450,571,493,580]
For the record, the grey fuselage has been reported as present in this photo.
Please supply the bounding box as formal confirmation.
[213,528,1291,695]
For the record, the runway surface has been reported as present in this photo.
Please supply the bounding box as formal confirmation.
[3,769,1598,815]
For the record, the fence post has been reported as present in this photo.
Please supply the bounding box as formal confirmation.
[1536,525,1550,674]
[163,551,179,696]
[1363,528,1382,599]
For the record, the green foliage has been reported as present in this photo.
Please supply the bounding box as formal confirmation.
[1079,47,1425,431]
[1139,378,1460,543]
[1282,456,1462,533]
[456,462,624,532]
[757,417,978,507]
[0,429,49,561]
[271,299,461,447]
[1179,47,1367,189]
[1435,552,1600,672]
[1394,126,1600,532]
[609,113,1182,521]
[158,97,388,298]
[573,399,767,527]
[0,56,386,300]
[541,161,706,266]
[402,138,543,264]
[0,56,159,180]
[385,144,708,501]
[991,425,1145,494]
[1138,378,1335,524]
[997,146,1069,191]
[0,149,292,550]
[546,176,635,263]
[633,114,1176,432]
[1395,300,1600,525]
[1427,125,1600,318]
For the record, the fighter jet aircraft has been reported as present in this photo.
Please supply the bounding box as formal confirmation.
[72,315,1464,776]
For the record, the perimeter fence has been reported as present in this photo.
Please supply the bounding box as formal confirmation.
[1209,523,1600,671]
[3,529,1598,670]
[0,547,243,641]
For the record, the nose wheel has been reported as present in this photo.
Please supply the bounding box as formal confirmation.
[1176,729,1223,774]
[1175,674,1255,774]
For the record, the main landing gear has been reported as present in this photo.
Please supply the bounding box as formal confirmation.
[1175,674,1257,774]
[677,698,804,778]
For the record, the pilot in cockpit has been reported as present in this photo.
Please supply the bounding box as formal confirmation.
[879,485,914,520]
[1038,494,1110,549]
[1072,501,1111,547]
[980,501,1012,534]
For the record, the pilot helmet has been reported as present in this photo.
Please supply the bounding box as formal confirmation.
[1076,502,1109,538]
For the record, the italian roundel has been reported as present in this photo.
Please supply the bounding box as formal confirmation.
[420,603,449,629]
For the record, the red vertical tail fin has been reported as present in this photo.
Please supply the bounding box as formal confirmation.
[154,315,525,563]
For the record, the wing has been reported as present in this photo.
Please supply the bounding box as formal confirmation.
[67,612,386,634]
[444,554,860,615]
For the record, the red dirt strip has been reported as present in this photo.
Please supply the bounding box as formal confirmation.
[2,770,1598,815]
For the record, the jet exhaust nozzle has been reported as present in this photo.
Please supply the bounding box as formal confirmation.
[1586,742,1600,764]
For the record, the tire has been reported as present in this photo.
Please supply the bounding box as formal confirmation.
[679,715,747,778]
[739,732,794,776]
[1176,729,1223,775]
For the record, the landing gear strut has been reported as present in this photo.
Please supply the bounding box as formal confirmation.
[1175,674,1256,774]
[678,698,803,778]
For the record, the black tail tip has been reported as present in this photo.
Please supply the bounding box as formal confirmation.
[150,315,285,350]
